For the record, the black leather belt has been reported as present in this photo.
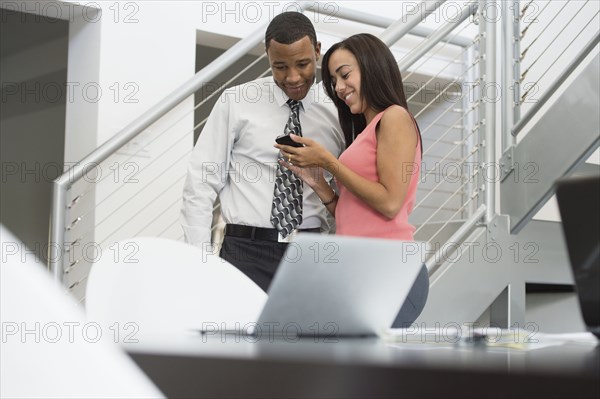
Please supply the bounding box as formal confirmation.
[224,224,321,242]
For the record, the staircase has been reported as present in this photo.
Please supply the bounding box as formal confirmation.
[47,0,599,327]
[418,0,600,327]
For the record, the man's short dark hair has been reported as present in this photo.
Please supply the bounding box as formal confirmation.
[265,12,317,50]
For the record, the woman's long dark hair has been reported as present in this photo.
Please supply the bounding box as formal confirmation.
[321,33,421,149]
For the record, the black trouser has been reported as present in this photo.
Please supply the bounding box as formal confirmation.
[220,235,288,292]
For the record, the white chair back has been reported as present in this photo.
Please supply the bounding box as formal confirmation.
[85,237,267,339]
[1,226,164,398]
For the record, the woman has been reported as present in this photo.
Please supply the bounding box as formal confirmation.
[276,33,422,240]
[275,33,427,327]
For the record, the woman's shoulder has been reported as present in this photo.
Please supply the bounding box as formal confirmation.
[378,105,415,137]
[380,104,412,126]
[377,105,418,147]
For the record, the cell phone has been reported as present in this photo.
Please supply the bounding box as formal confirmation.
[275,135,303,148]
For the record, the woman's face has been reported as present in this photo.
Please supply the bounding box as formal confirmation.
[328,48,373,117]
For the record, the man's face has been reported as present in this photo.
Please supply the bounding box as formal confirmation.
[266,36,321,101]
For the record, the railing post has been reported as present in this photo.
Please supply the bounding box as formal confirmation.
[49,181,67,283]
[501,1,520,153]
[464,45,479,218]
[480,0,497,224]
[511,1,521,131]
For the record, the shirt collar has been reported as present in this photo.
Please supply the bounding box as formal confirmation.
[272,78,318,113]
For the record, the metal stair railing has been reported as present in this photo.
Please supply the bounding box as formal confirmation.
[48,7,285,286]
[502,0,600,151]
[406,0,494,272]
[498,0,600,233]
[512,33,600,138]
[518,0,599,110]
[49,1,502,303]
[418,0,600,327]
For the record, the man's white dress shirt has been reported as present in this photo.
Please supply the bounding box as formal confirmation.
[181,77,345,248]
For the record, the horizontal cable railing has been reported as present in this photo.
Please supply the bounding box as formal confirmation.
[67,52,272,246]
[400,1,482,237]
[516,0,600,125]
[424,204,486,272]
[513,31,600,137]
[60,59,277,297]
[48,6,282,288]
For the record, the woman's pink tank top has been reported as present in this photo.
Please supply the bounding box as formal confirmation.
[335,107,421,240]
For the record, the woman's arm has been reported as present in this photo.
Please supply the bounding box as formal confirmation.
[277,105,418,219]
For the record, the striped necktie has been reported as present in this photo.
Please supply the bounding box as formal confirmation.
[270,99,303,238]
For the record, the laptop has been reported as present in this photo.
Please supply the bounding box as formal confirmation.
[555,175,600,338]
[245,234,424,338]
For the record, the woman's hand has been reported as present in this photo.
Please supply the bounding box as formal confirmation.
[275,134,323,187]
[274,134,336,169]
[275,134,340,214]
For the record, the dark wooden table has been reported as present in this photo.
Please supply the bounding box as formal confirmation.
[126,332,599,398]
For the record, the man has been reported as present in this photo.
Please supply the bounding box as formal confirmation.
[181,12,345,291]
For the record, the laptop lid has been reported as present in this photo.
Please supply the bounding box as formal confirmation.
[555,175,600,338]
[255,234,424,338]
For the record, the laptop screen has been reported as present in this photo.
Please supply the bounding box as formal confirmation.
[257,234,425,337]
[555,175,600,336]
